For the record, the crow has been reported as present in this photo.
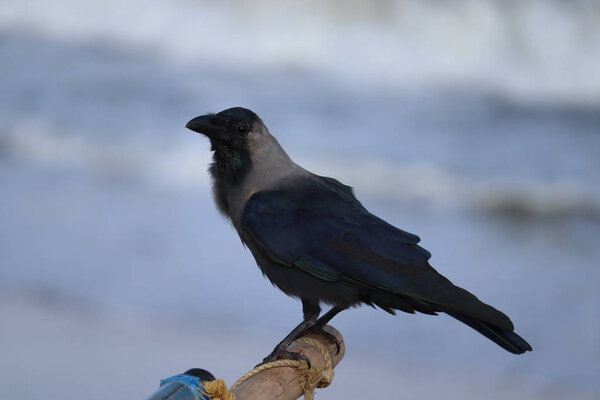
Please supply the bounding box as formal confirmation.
[186,107,532,364]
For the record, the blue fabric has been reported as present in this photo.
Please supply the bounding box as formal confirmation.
[159,375,209,400]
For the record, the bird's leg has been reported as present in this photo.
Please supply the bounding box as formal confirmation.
[306,306,347,354]
[259,301,320,367]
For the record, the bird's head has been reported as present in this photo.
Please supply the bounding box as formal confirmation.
[186,107,267,182]
[186,107,264,147]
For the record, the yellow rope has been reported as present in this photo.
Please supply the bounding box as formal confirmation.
[201,337,335,400]
[201,379,235,400]
[294,337,334,390]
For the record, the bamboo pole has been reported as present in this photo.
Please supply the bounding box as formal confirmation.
[232,325,345,400]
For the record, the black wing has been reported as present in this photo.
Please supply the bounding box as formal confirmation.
[241,175,514,331]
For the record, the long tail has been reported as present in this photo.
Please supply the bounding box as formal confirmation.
[445,310,532,354]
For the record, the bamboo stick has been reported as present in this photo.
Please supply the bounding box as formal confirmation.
[232,325,345,400]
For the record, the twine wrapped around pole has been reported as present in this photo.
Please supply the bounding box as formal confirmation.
[202,325,344,400]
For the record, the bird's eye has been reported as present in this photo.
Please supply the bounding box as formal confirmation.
[238,126,248,134]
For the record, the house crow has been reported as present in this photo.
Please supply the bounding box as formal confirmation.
[186,107,532,365]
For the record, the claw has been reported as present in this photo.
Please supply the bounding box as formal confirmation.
[310,327,341,355]
[258,348,312,369]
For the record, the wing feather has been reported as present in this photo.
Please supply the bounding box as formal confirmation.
[241,176,513,331]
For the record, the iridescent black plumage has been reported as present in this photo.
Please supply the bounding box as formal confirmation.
[186,107,532,362]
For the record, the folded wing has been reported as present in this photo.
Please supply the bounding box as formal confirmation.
[241,176,514,331]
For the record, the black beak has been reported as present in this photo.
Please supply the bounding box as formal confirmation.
[186,114,226,139]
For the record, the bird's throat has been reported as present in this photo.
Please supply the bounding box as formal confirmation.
[209,143,252,217]
[210,144,251,184]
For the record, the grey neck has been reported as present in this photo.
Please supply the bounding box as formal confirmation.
[212,134,304,227]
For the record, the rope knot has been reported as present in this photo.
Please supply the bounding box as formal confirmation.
[201,379,236,400]
[294,337,334,393]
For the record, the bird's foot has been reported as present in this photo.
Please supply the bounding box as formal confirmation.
[258,347,312,369]
[307,326,341,355]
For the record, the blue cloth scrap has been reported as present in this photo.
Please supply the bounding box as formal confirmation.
[155,374,210,400]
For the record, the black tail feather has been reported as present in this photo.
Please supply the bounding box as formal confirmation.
[445,310,532,354]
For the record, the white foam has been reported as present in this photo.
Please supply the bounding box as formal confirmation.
[4,127,598,218]
[1,0,600,104]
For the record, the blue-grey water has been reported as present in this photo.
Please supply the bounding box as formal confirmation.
[1,1,599,399]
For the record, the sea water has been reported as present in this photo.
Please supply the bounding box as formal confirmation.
[1,1,599,399]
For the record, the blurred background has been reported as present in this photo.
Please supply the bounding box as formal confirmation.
[1,0,599,399]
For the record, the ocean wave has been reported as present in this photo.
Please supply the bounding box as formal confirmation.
[309,159,600,219]
[3,128,598,220]
[1,0,600,105]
